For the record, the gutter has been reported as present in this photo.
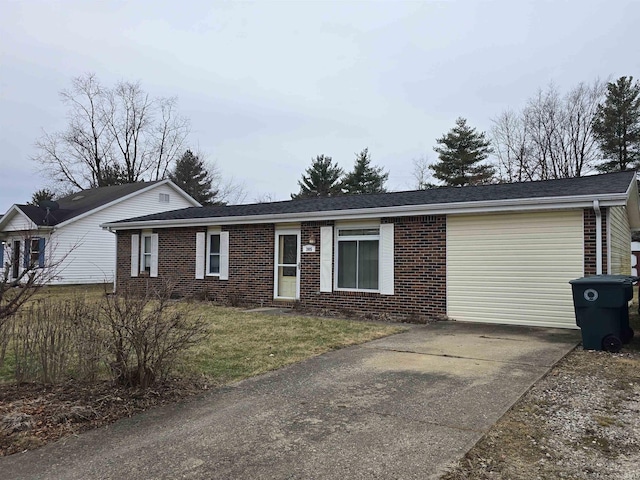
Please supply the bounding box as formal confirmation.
[593,200,602,275]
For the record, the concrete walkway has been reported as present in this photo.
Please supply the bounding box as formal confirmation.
[0,322,580,480]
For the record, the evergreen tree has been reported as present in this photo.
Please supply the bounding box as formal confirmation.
[169,150,218,205]
[291,155,344,199]
[431,117,494,186]
[27,188,56,206]
[341,148,388,194]
[593,76,640,172]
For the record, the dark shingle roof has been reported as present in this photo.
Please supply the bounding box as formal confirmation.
[110,171,637,225]
[16,181,162,226]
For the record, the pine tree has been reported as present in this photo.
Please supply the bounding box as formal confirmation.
[430,117,494,186]
[169,150,218,205]
[291,155,344,199]
[27,189,56,206]
[593,76,640,172]
[341,148,388,195]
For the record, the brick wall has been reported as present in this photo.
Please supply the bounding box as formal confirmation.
[116,224,276,305]
[116,215,447,321]
[297,216,447,320]
[584,207,607,276]
[115,208,601,320]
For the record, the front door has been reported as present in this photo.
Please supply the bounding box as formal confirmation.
[274,231,300,299]
[11,240,20,279]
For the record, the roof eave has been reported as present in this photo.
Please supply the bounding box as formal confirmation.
[55,179,200,229]
[101,193,629,230]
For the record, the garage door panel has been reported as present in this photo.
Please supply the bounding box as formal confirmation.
[447,211,583,328]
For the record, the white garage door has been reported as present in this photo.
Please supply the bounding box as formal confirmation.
[447,211,583,328]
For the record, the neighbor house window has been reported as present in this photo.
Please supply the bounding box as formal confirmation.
[159,193,170,203]
[141,234,152,272]
[207,233,221,275]
[24,237,45,269]
[336,227,379,290]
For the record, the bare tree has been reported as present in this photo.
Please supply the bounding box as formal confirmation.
[33,73,190,189]
[253,192,277,203]
[411,155,438,189]
[216,175,248,205]
[491,80,605,182]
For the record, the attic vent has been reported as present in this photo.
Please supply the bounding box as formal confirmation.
[72,195,85,201]
[159,193,170,203]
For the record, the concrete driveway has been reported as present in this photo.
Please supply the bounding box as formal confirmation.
[0,321,579,480]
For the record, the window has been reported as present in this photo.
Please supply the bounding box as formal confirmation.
[336,227,379,290]
[141,234,152,272]
[24,237,45,269]
[207,233,221,275]
[159,193,170,203]
[30,239,40,267]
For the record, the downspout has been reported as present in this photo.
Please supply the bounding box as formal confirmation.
[593,200,602,275]
[107,227,117,294]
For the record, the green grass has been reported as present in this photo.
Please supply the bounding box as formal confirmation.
[0,287,404,385]
[179,304,404,384]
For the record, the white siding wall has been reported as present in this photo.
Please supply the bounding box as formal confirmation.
[608,206,631,276]
[3,212,35,231]
[447,210,584,329]
[48,184,195,284]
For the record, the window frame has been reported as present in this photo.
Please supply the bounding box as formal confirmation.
[206,231,221,276]
[140,233,153,273]
[334,224,381,292]
[29,238,40,267]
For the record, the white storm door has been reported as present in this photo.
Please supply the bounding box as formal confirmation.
[274,230,300,299]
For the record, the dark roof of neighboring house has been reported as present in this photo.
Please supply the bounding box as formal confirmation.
[111,170,637,224]
[13,181,163,227]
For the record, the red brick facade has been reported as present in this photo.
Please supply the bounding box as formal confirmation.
[584,207,607,276]
[115,208,600,321]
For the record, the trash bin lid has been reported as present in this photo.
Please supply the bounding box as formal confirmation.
[569,274,637,285]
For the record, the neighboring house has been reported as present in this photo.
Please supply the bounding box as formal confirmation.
[102,171,640,329]
[0,180,200,285]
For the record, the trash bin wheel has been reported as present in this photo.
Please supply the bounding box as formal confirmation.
[622,327,635,344]
[602,335,622,353]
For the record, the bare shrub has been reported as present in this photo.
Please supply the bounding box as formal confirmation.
[0,317,10,367]
[101,282,209,388]
[12,299,76,383]
[10,295,106,384]
[225,290,244,307]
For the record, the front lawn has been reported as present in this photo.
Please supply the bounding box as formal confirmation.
[0,287,403,455]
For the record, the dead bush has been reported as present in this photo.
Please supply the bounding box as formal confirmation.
[10,296,104,384]
[101,282,209,388]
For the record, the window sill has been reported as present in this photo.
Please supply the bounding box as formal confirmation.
[334,288,380,294]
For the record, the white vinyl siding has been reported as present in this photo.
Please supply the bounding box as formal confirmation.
[3,212,36,231]
[447,211,584,329]
[44,184,194,285]
[608,206,631,276]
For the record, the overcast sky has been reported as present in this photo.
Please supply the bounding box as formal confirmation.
[1,0,638,212]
